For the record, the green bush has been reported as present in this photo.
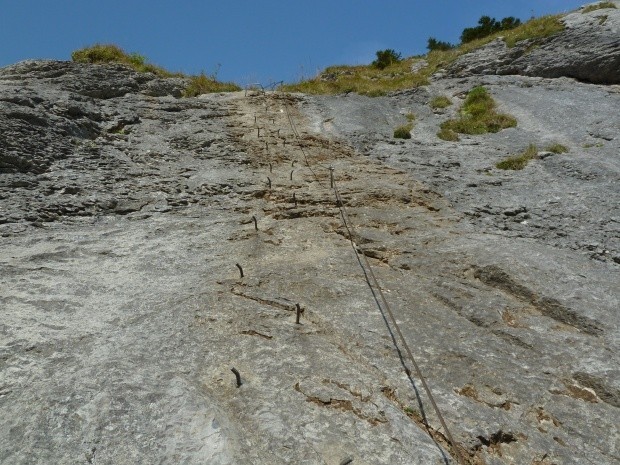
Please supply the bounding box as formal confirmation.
[430,95,452,109]
[496,144,538,170]
[372,49,402,70]
[461,15,522,43]
[427,37,454,51]
[582,2,617,13]
[183,72,241,97]
[394,123,413,139]
[439,86,516,137]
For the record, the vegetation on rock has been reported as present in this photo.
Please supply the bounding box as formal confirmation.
[547,143,569,154]
[430,95,452,109]
[72,44,241,96]
[496,144,538,170]
[427,38,454,51]
[460,16,522,43]
[372,49,402,70]
[71,44,178,77]
[394,123,413,139]
[282,13,565,96]
[183,72,241,96]
[582,2,617,13]
[438,86,516,140]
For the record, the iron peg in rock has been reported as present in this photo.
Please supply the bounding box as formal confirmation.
[290,170,294,181]
[340,457,353,465]
[235,263,244,279]
[252,215,258,231]
[231,368,242,387]
[329,166,334,188]
[269,162,273,173]
[295,303,303,324]
[267,177,272,189]
[293,192,297,208]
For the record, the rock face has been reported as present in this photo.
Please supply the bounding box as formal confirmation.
[446,1,620,84]
[1,11,619,465]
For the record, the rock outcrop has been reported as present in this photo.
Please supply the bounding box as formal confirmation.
[445,1,620,84]
[1,4,619,465]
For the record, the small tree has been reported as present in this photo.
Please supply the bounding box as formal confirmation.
[372,49,402,69]
[427,37,454,51]
[460,15,522,43]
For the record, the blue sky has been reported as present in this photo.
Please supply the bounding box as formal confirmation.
[1,0,588,85]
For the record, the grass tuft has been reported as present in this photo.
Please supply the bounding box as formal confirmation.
[439,86,516,138]
[582,2,617,13]
[430,96,452,109]
[546,143,569,154]
[496,144,538,170]
[183,72,241,97]
[437,127,459,141]
[394,123,413,139]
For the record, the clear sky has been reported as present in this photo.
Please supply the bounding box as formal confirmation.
[1,0,588,86]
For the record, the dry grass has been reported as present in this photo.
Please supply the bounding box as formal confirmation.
[281,14,565,96]
[71,44,181,77]
[183,73,241,96]
[582,2,617,13]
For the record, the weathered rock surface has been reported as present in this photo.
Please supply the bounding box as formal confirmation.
[1,21,619,465]
[445,1,620,84]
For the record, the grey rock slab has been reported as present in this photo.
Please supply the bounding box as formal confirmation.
[2,59,620,464]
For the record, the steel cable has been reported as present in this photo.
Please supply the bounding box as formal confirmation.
[250,91,467,464]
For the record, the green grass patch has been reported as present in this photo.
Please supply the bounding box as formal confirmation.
[280,59,429,96]
[546,143,569,154]
[430,95,452,109]
[71,44,180,77]
[183,72,241,96]
[439,86,516,139]
[496,144,538,170]
[394,123,413,139]
[405,112,416,122]
[582,2,617,13]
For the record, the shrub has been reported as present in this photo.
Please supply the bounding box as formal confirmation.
[372,49,402,70]
[430,95,452,109]
[183,72,241,97]
[547,143,569,154]
[496,144,538,170]
[461,15,522,43]
[71,44,175,77]
[405,112,416,122]
[427,37,454,51]
[394,123,413,139]
[582,2,617,13]
[439,86,516,137]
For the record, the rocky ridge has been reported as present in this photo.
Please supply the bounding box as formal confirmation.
[444,2,620,84]
[1,3,619,465]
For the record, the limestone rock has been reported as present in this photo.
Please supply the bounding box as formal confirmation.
[446,2,620,84]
